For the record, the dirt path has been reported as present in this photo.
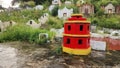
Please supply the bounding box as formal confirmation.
[0,42,120,68]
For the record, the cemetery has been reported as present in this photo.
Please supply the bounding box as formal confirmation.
[0,0,120,68]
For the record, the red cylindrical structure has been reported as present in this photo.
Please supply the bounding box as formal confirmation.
[62,14,91,55]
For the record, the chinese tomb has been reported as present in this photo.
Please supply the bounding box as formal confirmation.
[62,14,91,55]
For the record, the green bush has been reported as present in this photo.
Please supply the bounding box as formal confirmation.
[0,24,55,44]
[47,16,63,29]
[51,6,59,16]
[91,16,120,29]
[0,9,44,23]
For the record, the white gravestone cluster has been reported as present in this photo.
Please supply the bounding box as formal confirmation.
[26,13,49,28]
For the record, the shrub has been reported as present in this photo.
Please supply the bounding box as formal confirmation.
[51,6,59,16]
[0,24,55,44]
[47,16,63,29]
[51,45,62,55]
[0,9,44,23]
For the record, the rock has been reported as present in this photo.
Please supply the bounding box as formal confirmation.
[91,33,104,38]
[79,59,84,62]
[49,56,55,60]
[97,30,104,34]
[26,62,35,66]
[0,45,18,68]
[37,59,51,68]
[113,64,120,68]
[109,30,120,39]
[30,48,49,61]
[91,25,97,33]
[54,58,65,63]
[106,52,112,55]
[91,50,106,59]
[109,31,120,39]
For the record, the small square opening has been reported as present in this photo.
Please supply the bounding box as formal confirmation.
[30,21,32,24]
[80,25,83,31]
[0,28,1,32]
[63,13,67,17]
[66,38,70,44]
[68,25,71,31]
[78,39,82,44]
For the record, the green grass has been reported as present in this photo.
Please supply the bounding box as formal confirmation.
[0,24,55,44]
[0,9,45,23]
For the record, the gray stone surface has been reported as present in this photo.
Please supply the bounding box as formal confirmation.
[0,45,18,68]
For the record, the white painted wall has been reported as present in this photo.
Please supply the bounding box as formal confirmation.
[58,7,73,19]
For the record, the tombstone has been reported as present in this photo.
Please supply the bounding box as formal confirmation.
[58,7,73,19]
[52,0,60,5]
[91,25,96,33]
[44,13,49,17]
[90,40,106,51]
[38,13,49,25]
[79,3,94,16]
[50,28,64,42]
[11,3,20,8]
[34,5,44,10]
[0,21,16,32]
[109,31,120,39]
[26,20,41,28]
[110,31,120,36]
[49,5,55,12]
[65,1,72,5]
[103,28,110,34]
[104,3,115,14]
[39,33,49,43]
[50,28,64,38]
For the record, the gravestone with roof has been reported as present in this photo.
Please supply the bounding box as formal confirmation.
[58,7,73,20]
[79,3,94,16]
[104,3,115,14]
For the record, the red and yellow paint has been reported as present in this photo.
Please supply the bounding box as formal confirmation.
[62,14,91,55]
